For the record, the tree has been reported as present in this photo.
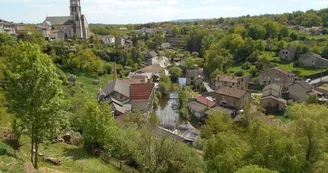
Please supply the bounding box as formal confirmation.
[247,24,266,40]
[74,49,103,73]
[158,75,172,93]
[236,165,278,173]
[290,32,299,41]
[234,38,256,62]
[185,27,209,53]
[322,43,328,58]
[130,128,203,173]
[205,44,233,73]
[290,104,328,171]
[5,42,64,169]
[170,25,182,37]
[169,66,182,82]
[81,101,118,152]
[280,27,290,38]
[265,21,280,39]
[204,131,250,173]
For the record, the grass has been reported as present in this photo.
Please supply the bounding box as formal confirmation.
[306,34,328,40]
[0,137,122,173]
[277,62,326,77]
[63,70,114,95]
[320,84,328,90]
[227,63,254,76]
[0,111,122,173]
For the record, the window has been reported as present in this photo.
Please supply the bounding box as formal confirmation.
[232,83,235,86]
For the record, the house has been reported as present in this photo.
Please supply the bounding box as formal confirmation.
[167,37,184,49]
[98,80,155,116]
[288,81,317,102]
[260,84,287,112]
[186,68,204,88]
[145,50,158,61]
[214,87,251,110]
[147,56,170,68]
[262,84,283,98]
[49,29,66,40]
[188,96,216,120]
[279,47,296,62]
[115,37,125,46]
[136,64,167,82]
[130,83,156,112]
[215,75,252,90]
[299,52,328,68]
[42,0,89,40]
[258,67,296,86]
[204,106,237,119]
[127,73,153,84]
[102,35,115,44]
[161,43,171,49]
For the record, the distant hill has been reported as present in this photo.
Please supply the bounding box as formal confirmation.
[170,18,206,23]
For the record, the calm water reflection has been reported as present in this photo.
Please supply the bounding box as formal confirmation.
[156,92,199,133]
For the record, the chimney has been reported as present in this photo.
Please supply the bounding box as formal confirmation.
[113,62,117,80]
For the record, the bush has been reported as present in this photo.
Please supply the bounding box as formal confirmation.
[241,62,252,70]
[0,141,14,156]
[234,70,244,77]
[271,58,281,63]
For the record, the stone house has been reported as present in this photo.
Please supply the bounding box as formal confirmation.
[214,87,251,110]
[299,52,328,68]
[145,50,158,61]
[258,67,295,86]
[260,84,287,112]
[98,80,155,117]
[288,81,317,102]
[188,96,216,120]
[186,68,204,88]
[260,97,287,112]
[215,75,252,90]
[102,35,115,44]
[115,37,125,46]
[279,47,296,62]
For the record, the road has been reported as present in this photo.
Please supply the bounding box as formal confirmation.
[310,75,328,85]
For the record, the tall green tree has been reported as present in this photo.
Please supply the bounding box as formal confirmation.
[5,42,64,169]
[247,24,266,40]
[265,21,280,39]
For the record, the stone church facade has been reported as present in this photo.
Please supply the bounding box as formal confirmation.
[41,0,89,40]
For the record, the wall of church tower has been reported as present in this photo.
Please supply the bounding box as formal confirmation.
[70,0,83,38]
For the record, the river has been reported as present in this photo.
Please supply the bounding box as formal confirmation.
[156,91,200,141]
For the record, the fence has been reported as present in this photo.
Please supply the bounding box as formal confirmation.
[100,151,139,173]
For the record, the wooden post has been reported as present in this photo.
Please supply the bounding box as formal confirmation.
[120,161,122,170]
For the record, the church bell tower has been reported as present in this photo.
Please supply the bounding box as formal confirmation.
[70,0,83,38]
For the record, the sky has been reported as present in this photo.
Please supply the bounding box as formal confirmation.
[0,0,327,24]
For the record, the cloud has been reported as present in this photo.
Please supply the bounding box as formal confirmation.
[200,0,217,3]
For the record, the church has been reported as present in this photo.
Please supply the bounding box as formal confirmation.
[41,0,89,40]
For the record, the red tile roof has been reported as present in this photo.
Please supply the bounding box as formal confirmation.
[130,83,155,101]
[196,96,216,108]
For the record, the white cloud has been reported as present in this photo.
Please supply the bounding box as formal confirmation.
[200,0,217,3]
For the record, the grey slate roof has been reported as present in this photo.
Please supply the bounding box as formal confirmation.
[186,68,203,78]
[148,50,158,58]
[188,101,207,113]
[45,16,72,25]
[101,80,130,98]
[262,84,282,98]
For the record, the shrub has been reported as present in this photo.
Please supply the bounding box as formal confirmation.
[241,62,252,70]
[271,58,281,63]
[234,70,244,77]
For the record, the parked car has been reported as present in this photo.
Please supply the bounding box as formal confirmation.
[305,79,312,83]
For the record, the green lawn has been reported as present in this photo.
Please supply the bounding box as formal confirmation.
[63,70,114,95]
[277,61,326,77]
[306,34,328,40]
